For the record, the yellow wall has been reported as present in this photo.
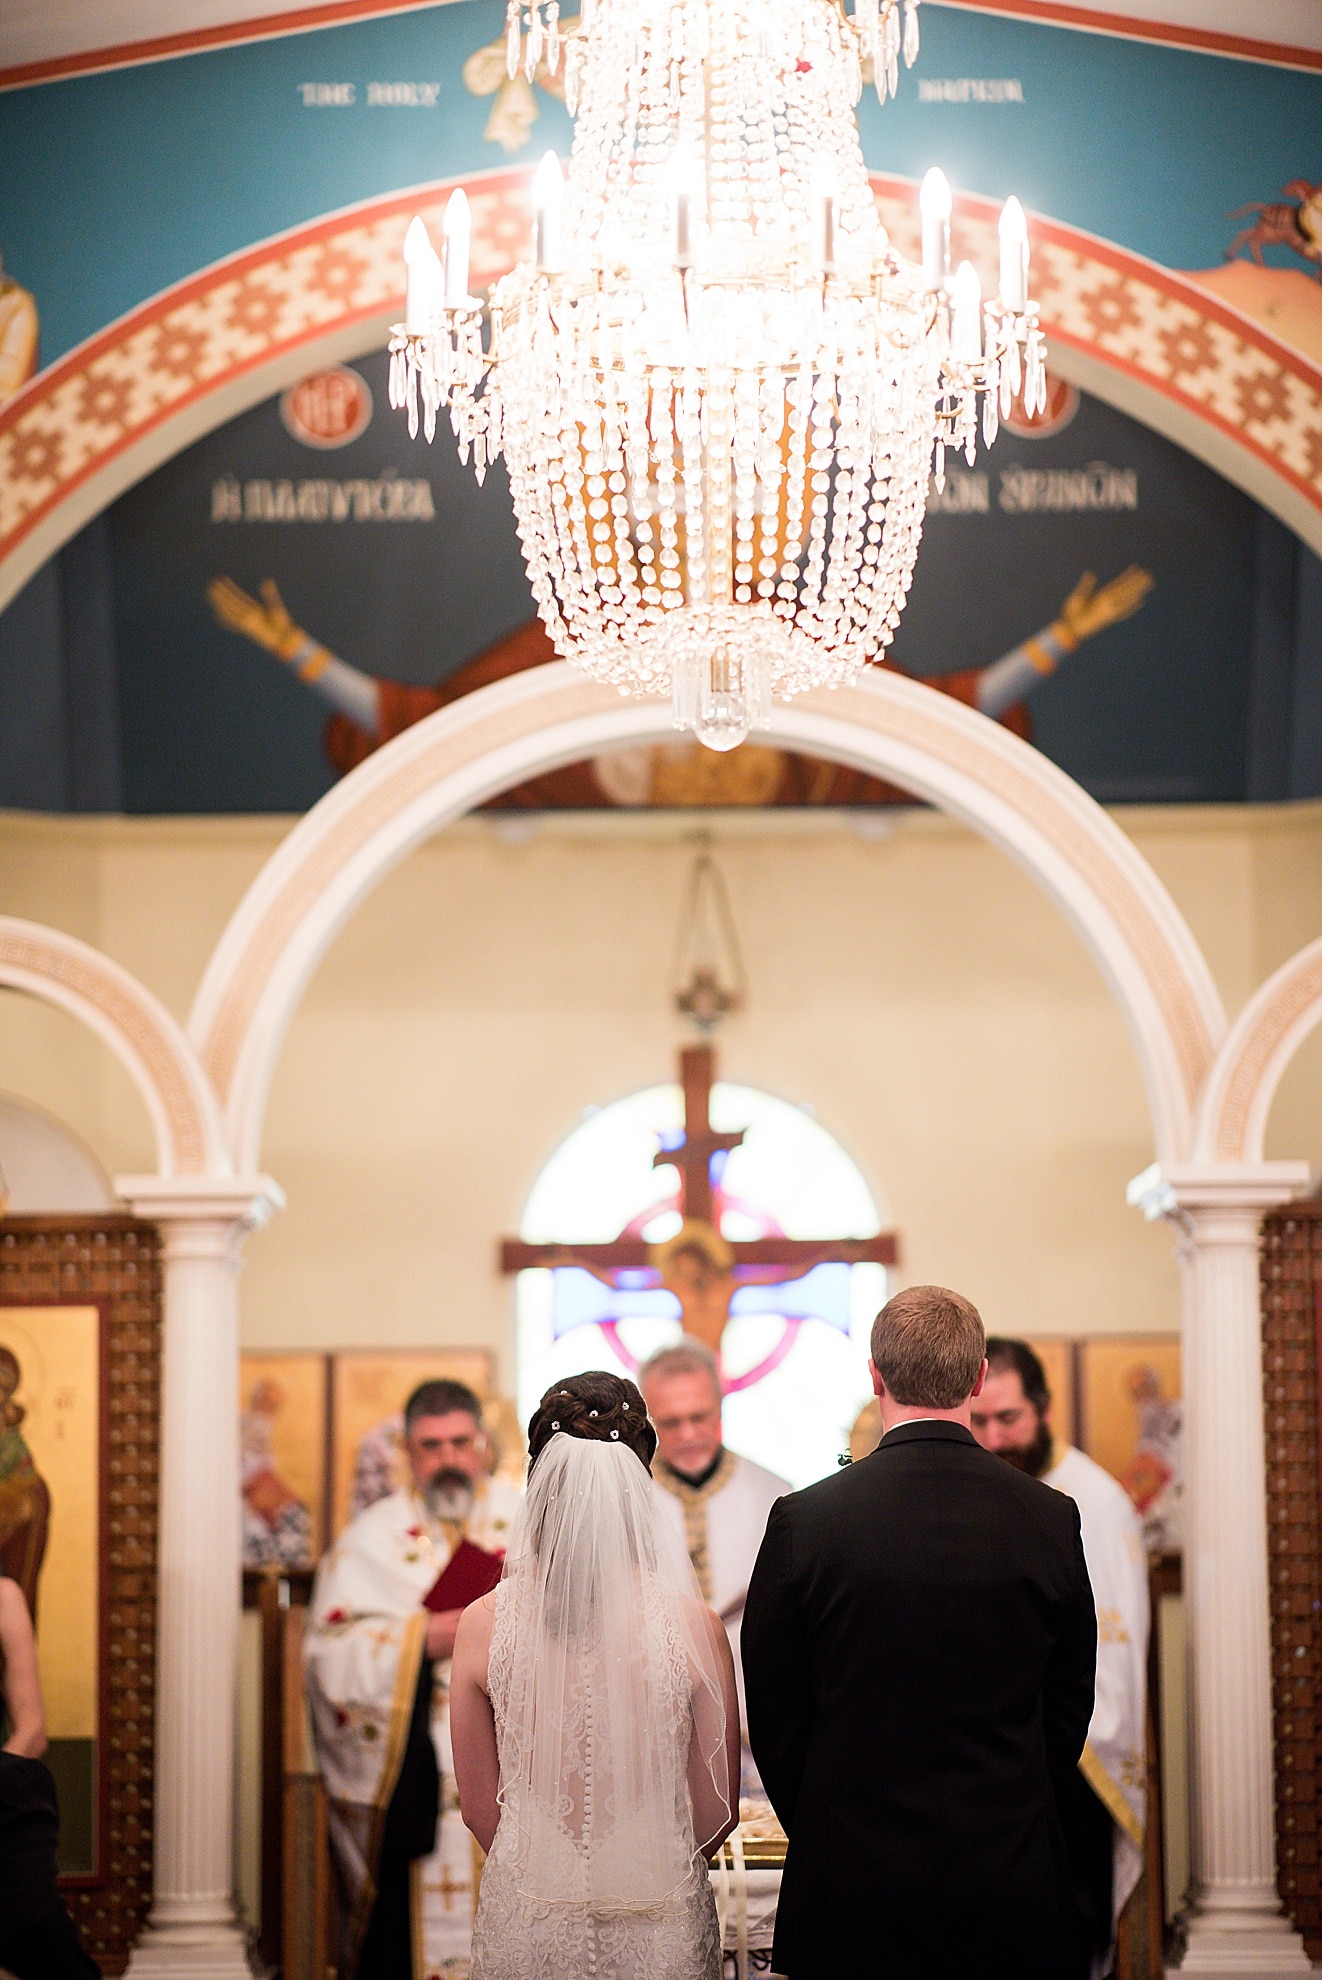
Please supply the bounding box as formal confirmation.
[2,801,1321,1384]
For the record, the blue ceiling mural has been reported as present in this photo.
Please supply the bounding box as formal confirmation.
[0,0,1318,814]
[0,3,1319,365]
[0,348,1317,813]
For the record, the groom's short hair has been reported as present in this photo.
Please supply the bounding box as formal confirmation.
[871,1286,986,1409]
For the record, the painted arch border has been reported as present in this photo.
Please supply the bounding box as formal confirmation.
[0,168,1320,617]
[0,917,231,1178]
[187,659,1227,1175]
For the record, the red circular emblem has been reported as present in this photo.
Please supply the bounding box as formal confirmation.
[1001,371,1080,440]
[280,366,373,449]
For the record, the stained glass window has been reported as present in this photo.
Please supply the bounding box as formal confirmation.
[516,1081,888,1488]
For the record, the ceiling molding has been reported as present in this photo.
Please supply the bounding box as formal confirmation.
[3,0,1319,89]
[934,0,1322,69]
[0,0,458,91]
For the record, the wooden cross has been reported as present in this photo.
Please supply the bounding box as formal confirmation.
[657,1045,746,1227]
[499,1044,898,1363]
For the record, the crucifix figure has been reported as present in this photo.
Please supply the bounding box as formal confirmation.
[499,1043,897,1374]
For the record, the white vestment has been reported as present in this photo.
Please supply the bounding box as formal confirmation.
[305,1479,523,1978]
[652,1449,788,1774]
[1046,1443,1150,1931]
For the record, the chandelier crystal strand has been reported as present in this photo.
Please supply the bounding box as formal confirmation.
[391,0,1042,750]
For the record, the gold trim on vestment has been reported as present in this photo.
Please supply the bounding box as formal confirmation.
[654,1450,738,1603]
[1080,1738,1144,1848]
[346,1608,429,1979]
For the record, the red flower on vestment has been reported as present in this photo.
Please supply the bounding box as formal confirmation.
[795,58,811,70]
[324,1607,347,1624]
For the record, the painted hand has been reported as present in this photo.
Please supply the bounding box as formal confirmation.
[1058,565,1155,645]
[207,576,307,662]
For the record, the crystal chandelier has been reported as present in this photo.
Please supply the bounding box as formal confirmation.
[390,0,1042,751]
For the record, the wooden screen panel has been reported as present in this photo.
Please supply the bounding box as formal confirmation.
[1261,1202,1322,1957]
[0,1216,160,1976]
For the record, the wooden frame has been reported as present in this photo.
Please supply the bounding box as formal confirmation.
[1260,1201,1322,1955]
[0,1215,160,1976]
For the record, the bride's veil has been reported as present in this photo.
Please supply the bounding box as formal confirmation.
[494,1432,733,1908]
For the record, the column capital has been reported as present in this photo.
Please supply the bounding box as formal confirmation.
[114,1174,285,1233]
[1127,1160,1310,1224]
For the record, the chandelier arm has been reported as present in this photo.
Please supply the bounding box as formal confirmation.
[388,0,1040,747]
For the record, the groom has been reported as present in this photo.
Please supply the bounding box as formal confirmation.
[742,1285,1097,1980]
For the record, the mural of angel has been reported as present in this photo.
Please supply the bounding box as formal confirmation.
[0,252,39,408]
[207,567,1153,808]
[463,13,577,153]
[1192,174,1322,363]
[1226,179,1322,276]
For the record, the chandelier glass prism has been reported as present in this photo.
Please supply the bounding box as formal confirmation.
[390,0,1042,751]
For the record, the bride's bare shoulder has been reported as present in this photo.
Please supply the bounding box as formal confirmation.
[452,1589,500,1676]
[676,1590,734,1667]
[464,1588,500,1631]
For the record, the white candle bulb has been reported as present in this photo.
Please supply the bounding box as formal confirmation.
[533,150,565,271]
[403,215,440,332]
[812,157,839,273]
[668,140,699,269]
[951,259,982,359]
[919,167,951,290]
[442,188,472,307]
[998,195,1028,311]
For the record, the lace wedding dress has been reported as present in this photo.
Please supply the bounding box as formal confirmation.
[470,1438,727,1980]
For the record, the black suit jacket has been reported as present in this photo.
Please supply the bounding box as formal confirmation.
[742,1421,1097,1980]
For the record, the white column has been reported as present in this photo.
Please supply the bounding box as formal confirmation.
[117,1176,283,1980]
[1129,1163,1311,1979]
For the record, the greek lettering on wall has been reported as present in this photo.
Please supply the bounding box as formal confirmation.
[210,474,436,523]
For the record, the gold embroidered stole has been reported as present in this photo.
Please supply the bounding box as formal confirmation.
[654,1449,737,1601]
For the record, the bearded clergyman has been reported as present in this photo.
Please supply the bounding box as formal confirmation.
[971,1338,1150,1980]
[305,1378,522,1979]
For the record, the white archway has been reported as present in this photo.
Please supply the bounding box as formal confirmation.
[194,660,1322,1973]
[0,915,285,1980]
[1194,935,1322,1164]
[188,660,1225,1174]
[0,916,229,1177]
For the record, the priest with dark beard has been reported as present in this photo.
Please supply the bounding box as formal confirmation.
[971,1340,1149,1979]
[305,1380,521,1979]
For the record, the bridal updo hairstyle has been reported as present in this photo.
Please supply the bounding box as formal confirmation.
[527,1371,657,1477]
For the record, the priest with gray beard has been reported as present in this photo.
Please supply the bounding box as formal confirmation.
[305,1379,521,1980]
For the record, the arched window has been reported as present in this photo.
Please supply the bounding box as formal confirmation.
[516,1080,888,1487]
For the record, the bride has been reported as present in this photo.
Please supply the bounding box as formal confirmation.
[450,1371,740,1980]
